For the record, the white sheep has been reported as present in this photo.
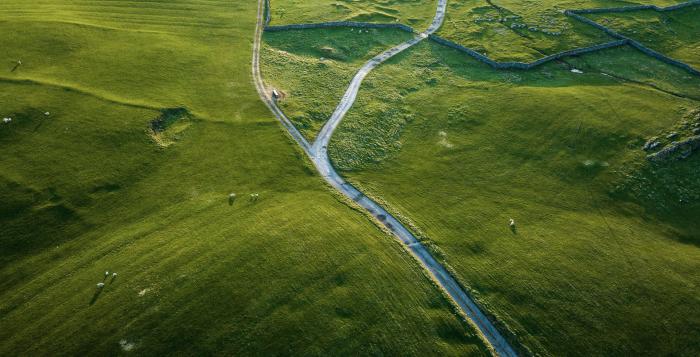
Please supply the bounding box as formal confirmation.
[97,282,105,288]
[3,118,11,123]
[509,218,516,228]
[112,272,118,278]
[105,271,110,277]
[44,112,50,116]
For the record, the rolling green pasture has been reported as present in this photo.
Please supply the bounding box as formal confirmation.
[0,1,489,355]
[261,28,413,140]
[436,0,685,63]
[586,4,700,69]
[269,0,437,29]
[327,41,700,355]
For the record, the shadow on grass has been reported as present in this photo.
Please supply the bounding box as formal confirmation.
[89,288,103,305]
[33,119,45,132]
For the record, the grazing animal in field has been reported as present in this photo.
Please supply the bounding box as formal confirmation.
[11,60,22,72]
[97,283,105,288]
[509,218,516,228]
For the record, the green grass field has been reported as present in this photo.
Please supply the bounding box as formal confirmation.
[326,41,700,355]
[0,1,491,355]
[436,0,606,62]
[435,0,688,63]
[566,44,700,98]
[6,0,700,354]
[586,4,700,69]
[269,0,438,29]
[261,27,413,140]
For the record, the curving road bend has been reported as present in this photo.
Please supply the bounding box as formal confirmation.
[252,0,516,355]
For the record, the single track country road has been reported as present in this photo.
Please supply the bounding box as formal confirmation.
[252,0,517,356]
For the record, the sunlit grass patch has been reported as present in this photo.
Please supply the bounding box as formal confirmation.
[269,0,438,30]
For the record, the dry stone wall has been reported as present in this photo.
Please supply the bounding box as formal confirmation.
[570,0,700,14]
[262,0,700,76]
[428,35,628,70]
[566,1,700,76]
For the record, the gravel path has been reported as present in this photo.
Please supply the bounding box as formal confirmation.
[252,0,517,355]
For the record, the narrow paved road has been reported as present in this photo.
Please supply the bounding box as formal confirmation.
[252,1,517,356]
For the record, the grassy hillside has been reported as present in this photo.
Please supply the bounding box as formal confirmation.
[0,1,490,355]
[328,41,700,355]
[269,0,438,29]
[586,4,700,68]
[261,27,413,140]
